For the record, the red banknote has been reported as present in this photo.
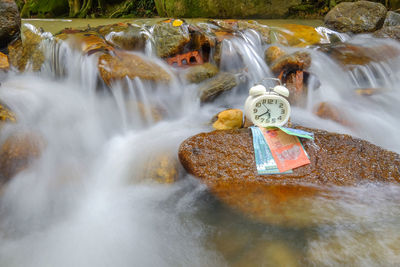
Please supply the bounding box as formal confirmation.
[260,127,310,173]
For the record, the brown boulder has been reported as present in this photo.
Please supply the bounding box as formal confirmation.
[0,0,21,50]
[178,128,400,226]
[185,63,219,84]
[98,51,171,86]
[270,51,311,75]
[0,133,43,185]
[324,1,387,33]
[264,46,287,66]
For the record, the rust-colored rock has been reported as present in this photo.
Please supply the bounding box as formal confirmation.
[0,133,43,185]
[178,128,400,226]
[0,52,9,70]
[212,109,243,130]
[98,51,171,86]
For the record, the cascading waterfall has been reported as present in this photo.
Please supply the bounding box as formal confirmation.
[0,20,400,266]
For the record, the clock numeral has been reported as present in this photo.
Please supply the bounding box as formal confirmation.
[268,99,273,104]
[279,103,283,108]
[256,103,261,108]
[255,115,260,120]
[260,118,264,123]
[262,99,267,104]
[253,108,258,113]
[272,118,276,123]
[281,109,285,114]
[278,116,282,121]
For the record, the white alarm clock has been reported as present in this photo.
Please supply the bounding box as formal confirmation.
[244,83,291,127]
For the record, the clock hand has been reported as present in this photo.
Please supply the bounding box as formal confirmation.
[259,110,271,118]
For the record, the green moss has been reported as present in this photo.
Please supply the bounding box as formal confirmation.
[23,0,69,17]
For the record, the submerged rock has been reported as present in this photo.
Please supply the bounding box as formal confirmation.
[178,128,400,226]
[0,0,21,50]
[198,72,237,102]
[98,51,171,86]
[314,102,349,126]
[143,154,179,184]
[212,109,243,130]
[270,51,311,75]
[324,1,387,33]
[185,63,219,84]
[0,133,42,185]
[56,31,112,55]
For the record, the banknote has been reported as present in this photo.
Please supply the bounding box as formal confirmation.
[260,127,311,173]
[250,127,292,175]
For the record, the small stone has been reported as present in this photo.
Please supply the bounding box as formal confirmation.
[212,109,243,130]
[198,72,237,102]
[185,63,219,84]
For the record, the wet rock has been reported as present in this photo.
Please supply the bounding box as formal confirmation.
[198,72,237,102]
[209,20,271,44]
[314,102,348,126]
[270,51,311,75]
[0,103,16,122]
[98,51,171,86]
[212,109,243,130]
[318,43,400,67]
[264,46,287,66]
[7,25,45,72]
[98,23,147,51]
[355,87,387,96]
[324,1,387,33]
[272,24,325,47]
[383,11,400,27]
[153,21,191,58]
[0,52,9,71]
[0,133,42,185]
[178,128,400,226]
[0,0,21,50]
[373,26,400,41]
[56,31,112,55]
[282,70,308,106]
[185,63,219,84]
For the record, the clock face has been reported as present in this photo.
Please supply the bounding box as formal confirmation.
[251,96,290,127]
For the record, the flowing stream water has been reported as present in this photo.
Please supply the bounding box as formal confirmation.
[0,19,400,266]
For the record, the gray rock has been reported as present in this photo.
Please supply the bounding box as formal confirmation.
[383,11,400,27]
[153,22,190,58]
[0,0,21,50]
[198,72,237,102]
[324,1,387,33]
[373,26,400,41]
